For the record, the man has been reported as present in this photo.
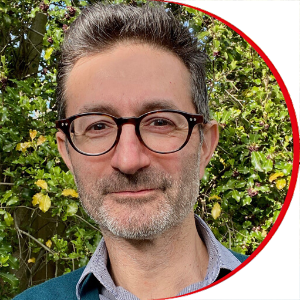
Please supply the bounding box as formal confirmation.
[15,3,247,300]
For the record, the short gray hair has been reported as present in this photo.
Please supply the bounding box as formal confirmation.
[56,3,209,121]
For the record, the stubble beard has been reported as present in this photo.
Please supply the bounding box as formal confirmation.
[73,151,201,240]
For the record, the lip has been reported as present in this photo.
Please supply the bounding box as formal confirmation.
[110,189,157,197]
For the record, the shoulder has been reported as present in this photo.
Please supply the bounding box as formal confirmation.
[13,267,85,300]
[228,249,249,263]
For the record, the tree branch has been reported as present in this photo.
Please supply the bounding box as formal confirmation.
[17,228,56,255]
[225,90,244,108]
[27,26,45,37]
[74,214,102,233]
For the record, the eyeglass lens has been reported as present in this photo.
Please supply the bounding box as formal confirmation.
[70,111,190,155]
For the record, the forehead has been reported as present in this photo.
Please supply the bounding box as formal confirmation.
[64,42,195,117]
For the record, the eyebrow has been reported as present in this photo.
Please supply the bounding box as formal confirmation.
[78,100,179,117]
[139,100,178,114]
[79,104,117,116]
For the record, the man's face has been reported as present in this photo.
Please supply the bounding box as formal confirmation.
[57,43,215,239]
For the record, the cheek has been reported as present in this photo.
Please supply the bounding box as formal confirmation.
[69,150,112,178]
[151,152,187,178]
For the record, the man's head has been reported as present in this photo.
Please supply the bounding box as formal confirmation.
[56,3,218,240]
[56,3,209,121]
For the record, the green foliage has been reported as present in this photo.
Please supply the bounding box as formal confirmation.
[0,1,293,298]
[185,8,293,254]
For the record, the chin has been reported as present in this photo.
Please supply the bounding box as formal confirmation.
[93,198,192,240]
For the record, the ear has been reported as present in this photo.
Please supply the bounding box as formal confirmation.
[56,131,74,174]
[199,120,219,179]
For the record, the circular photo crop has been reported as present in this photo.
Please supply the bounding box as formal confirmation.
[0,1,298,300]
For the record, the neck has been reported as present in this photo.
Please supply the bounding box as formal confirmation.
[102,212,209,300]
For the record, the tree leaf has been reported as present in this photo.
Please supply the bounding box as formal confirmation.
[35,179,48,190]
[8,256,19,269]
[253,61,260,69]
[3,143,15,152]
[32,192,43,206]
[16,142,32,153]
[230,60,237,70]
[198,31,210,40]
[242,196,252,206]
[269,172,284,182]
[1,190,12,204]
[4,212,14,226]
[276,179,286,190]
[44,48,53,60]
[232,190,241,202]
[0,272,18,287]
[211,203,221,219]
[32,193,51,212]
[46,240,52,248]
[37,135,47,146]
[39,194,51,213]
[66,203,78,216]
[28,257,36,263]
[6,196,19,206]
[251,152,263,171]
[62,189,78,198]
[29,129,37,140]
[1,55,5,67]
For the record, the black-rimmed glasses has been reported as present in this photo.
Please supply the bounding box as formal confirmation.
[55,109,206,156]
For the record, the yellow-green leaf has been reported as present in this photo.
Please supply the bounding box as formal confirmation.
[44,48,53,60]
[32,193,51,212]
[35,179,48,190]
[29,129,37,141]
[219,157,226,166]
[211,203,221,219]
[4,212,14,226]
[28,257,36,264]
[39,194,51,213]
[209,195,221,200]
[16,142,32,153]
[37,135,47,146]
[46,240,52,248]
[32,192,43,206]
[62,189,78,198]
[269,172,284,182]
[276,179,286,190]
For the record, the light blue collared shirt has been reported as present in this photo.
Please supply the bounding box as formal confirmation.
[76,214,241,300]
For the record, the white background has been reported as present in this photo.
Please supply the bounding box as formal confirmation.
[167,1,300,299]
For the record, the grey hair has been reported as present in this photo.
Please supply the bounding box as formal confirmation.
[56,3,209,121]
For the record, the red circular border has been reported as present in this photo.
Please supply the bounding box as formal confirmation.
[161,1,300,298]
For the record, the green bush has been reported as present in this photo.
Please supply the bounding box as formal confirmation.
[0,1,292,298]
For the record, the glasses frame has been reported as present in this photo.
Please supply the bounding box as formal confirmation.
[55,109,206,156]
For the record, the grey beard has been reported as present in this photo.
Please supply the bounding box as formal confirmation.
[73,152,201,240]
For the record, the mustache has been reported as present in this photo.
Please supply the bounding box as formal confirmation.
[95,169,173,195]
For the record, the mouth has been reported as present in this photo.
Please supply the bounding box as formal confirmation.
[110,189,158,197]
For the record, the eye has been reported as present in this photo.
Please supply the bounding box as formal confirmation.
[146,116,176,127]
[87,123,107,131]
[150,118,172,127]
[141,117,176,133]
[84,121,116,137]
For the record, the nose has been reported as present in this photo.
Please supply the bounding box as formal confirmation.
[110,124,151,175]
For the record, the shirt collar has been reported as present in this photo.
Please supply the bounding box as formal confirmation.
[177,214,240,296]
[76,214,240,299]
